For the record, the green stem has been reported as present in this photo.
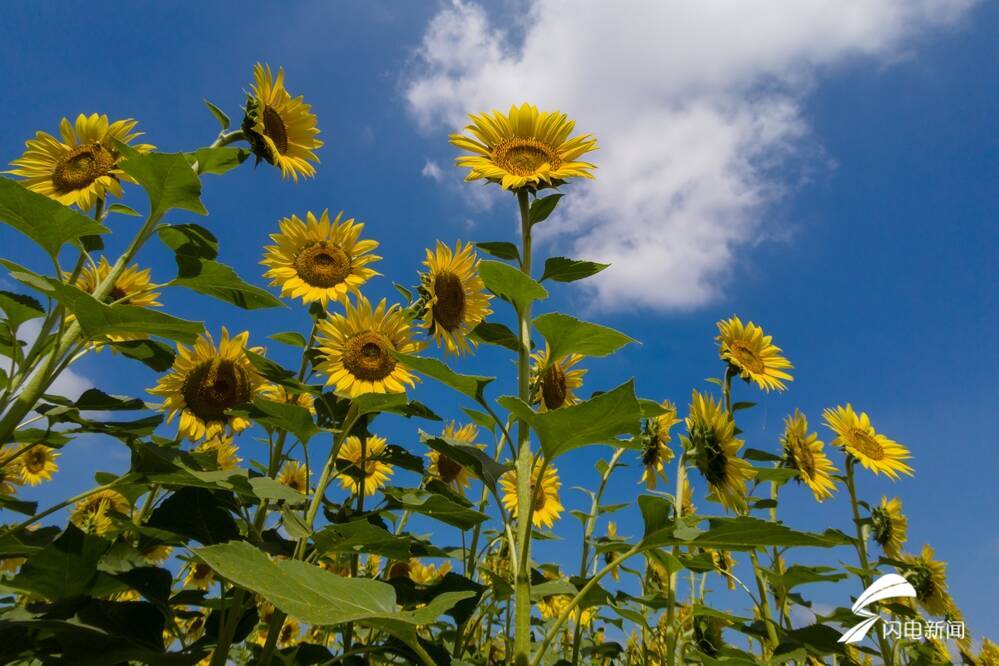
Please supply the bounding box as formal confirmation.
[665,452,687,666]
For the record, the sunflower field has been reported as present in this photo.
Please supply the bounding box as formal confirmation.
[0,63,995,666]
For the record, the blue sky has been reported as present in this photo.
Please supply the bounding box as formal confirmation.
[1,0,996,644]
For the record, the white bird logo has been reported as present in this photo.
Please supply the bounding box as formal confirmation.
[838,573,917,645]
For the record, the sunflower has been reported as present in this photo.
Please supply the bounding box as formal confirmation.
[180,610,207,643]
[254,602,302,647]
[499,461,563,529]
[0,448,20,495]
[640,400,679,490]
[261,210,380,306]
[418,240,492,355]
[18,445,59,486]
[142,544,173,565]
[260,383,316,415]
[871,496,907,560]
[246,63,323,181]
[70,257,161,344]
[900,545,954,616]
[716,316,793,392]
[408,560,452,586]
[277,460,309,493]
[149,328,265,442]
[315,295,424,398]
[603,522,622,581]
[685,391,756,512]
[183,561,215,590]
[530,344,586,412]
[427,421,480,491]
[780,410,838,501]
[706,548,737,591]
[823,404,913,479]
[70,489,129,536]
[7,113,154,210]
[537,594,595,627]
[336,435,394,497]
[981,639,999,666]
[194,435,241,470]
[449,103,597,191]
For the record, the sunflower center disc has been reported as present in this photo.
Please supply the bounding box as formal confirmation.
[295,243,351,287]
[642,441,662,467]
[729,342,766,374]
[795,438,816,477]
[494,138,561,177]
[871,509,892,545]
[436,454,463,484]
[850,430,885,460]
[24,449,46,474]
[52,143,115,192]
[532,484,548,512]
[182,359,252,422]
[343,331,397,381]
[263,105,290,154]
[432,271,466,331]
[541,363,568,409]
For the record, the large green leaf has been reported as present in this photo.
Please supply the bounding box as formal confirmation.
[146,487,239,546]
[156,223,218,260]
[530,380,642,461]
[642,515,852,551]
[381,487,489,530]
[529,193,563,225]
[7,525,109,600]
[171,257,283,310]
[422,435,511,494]
[395,353,494,401]
[110,339,176,371]
[312,520,449,560]
[470,321,521,352]
[540,256,609,283]
[478,260,547,311]
[475,241,520,262]
[115,144,207,220]
[0,177,109,257]
[0,290,44,331]
[534,312,634,361]
[187,146,248,176]
[230,396,317,444]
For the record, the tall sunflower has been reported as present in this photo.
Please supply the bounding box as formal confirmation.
[246,63,323,181]
[450,103,597,191]
[277,461,309,493]
[7,113,153,210]
[70,489,129,536]
[19,445,59,486]
[499,461,563,529]
[71,257,161,343]
[418,240,492,355]
[871,496,907,560]
[716,316,793,392]
[685,390,756,512]
[530,344,586,412]
[149,328,265,442]
[823,404,913,479]
[336,434,394,497]
[261,210,380,306]
[427,421,480,491]
[315,295,425,398]
[639,400,679,490]
[780,410,838,501]
[899,545,954,616]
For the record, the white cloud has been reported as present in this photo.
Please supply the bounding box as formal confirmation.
[405,0,974,309]
[18,320,92,401]
[421,158,445,182]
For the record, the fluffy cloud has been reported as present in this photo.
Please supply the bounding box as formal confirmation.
[406,0,974,309]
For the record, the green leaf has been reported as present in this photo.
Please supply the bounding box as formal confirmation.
[156,223,218,260]
[188,147,249,176]
[171,257,283,310]
[743,448,782,463]
[106,203,142,217]
[0,494,39,516]
[204,99,231,130]
[478,260,548,311]
[381,487,489,530]
[7,525,109,600]
[146,487,239,546]
[312,520,448,560]
[43,388,144,411]
[470,321,520,352]
[531,381,642,461]
[109,339,176,371]
[423,435,511,493]
[534,312,634,361]
[642,515,853,551]
[115,144,207,220]
[529,193,563,225]
[540,256,610,283]
[269,331,307,348]
[475,241,520,262]
[395,353,494,401]
[763,564,847,591]
[0,177,109,257]
[243,350,311,393]
[231,397,317,444]
[753,467,798,483]
[0,290,44,331]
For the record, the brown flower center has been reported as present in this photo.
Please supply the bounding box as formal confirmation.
[192,563,213,581]
[533,484,549,512]
[849,429,885,460]
[541,362,568,410]
[792,437,816,478]
[263,106,289,155]
[431,271,466,331]
[24,448,48,474]
[728,341,765,374]
[387,561,411,579]
[871,508,893,546]
[692,423,729,486]
[436,453,463,484]
[342,331,397,382]
[181,358,253,423]
[52,143,116,193]
[294,243,351,288]
[493,138,561,177]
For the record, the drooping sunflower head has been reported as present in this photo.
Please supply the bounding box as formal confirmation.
[0,449,21,495]
[685,390,756,512]
[70,489,129,536]
[537,594,596,627]
[315,295,425,398]
[418,240,492,356]
[450,103,597,191]
[530,344,586,412]
[900,544,954,617]
[336,434,394,497]
[246,63,323,181]
[69,257,161,345]
[716,316,793,392]
[148,328,265,442]
[427,421,480,491]
[823,404,914,479]
[18,445,59,486]
[407,559,453,586]
[871,496,907,560]
[499,460,563,529]
[277,460,309,493]
[693,615,727,658]
[259,383,316,415]
[639,400,679,490]
[194,434,241,470]
[7,113,154,210]
[780,410,838,502]
[183,561,215,590]
[261,210,380,306]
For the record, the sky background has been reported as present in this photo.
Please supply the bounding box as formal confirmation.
[1,0,997,648]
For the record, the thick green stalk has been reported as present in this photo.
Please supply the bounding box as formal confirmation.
[665,452,688,666]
